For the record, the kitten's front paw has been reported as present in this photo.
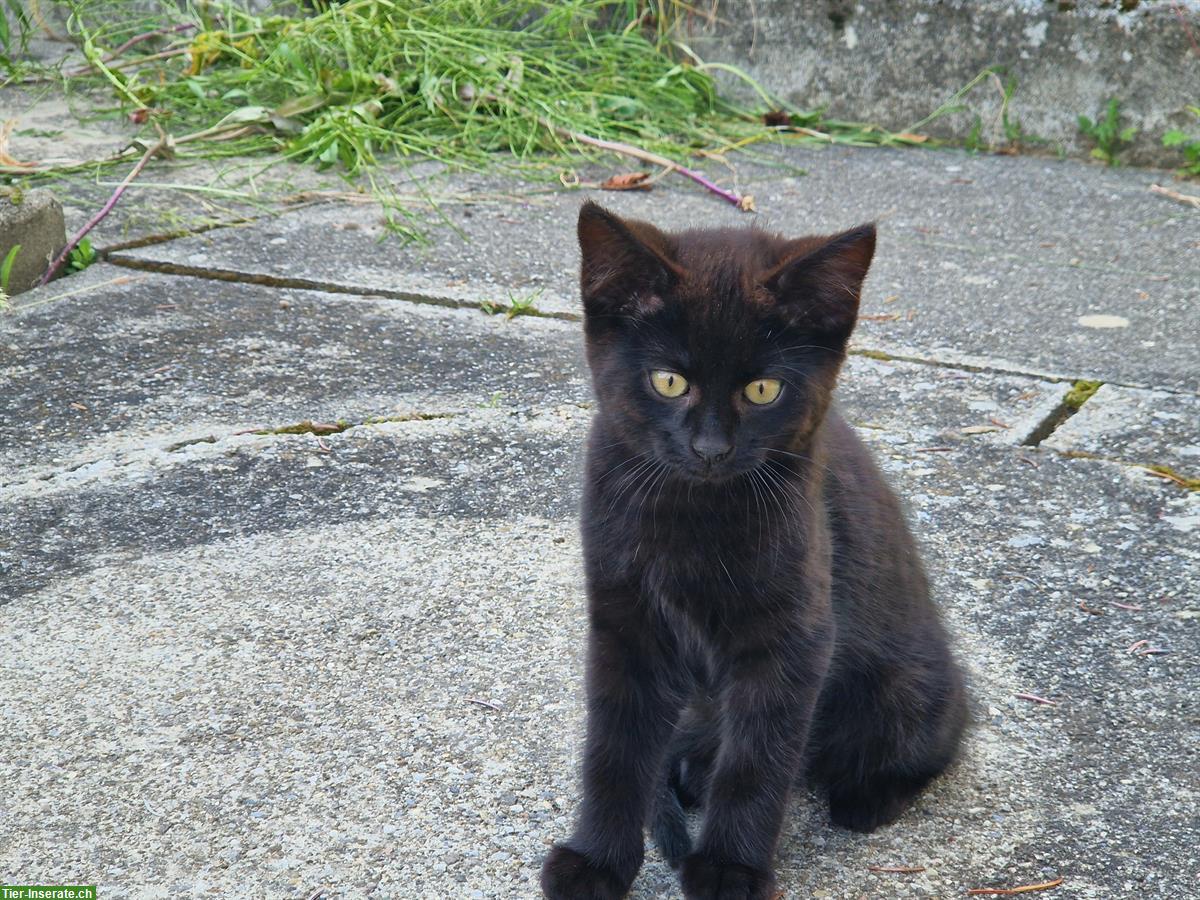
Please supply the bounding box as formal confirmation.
[679,853,776,900]
[541,843,632,900]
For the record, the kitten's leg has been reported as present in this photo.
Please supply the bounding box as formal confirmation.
[651,700,720,867]
[542,592,681,900]
[664,700,722,810]
[812,641,967,833]
[680,631,831,900]
[650,779,691,868]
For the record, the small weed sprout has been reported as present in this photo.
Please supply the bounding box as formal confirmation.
[1078,99,1137,166]
[912,66,1050,156]
[67,237,97,273]
[482,288,542,319]
[505,288,541,318]
[1162,106,1200,177]
[997,74,1050,152]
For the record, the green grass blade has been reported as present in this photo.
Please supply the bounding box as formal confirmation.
[1,243,20,293]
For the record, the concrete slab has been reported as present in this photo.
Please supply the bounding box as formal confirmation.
[2,266,1196,894]
[1,263,1078,488]
[1,75,271,251]
[837,354,1068,449]
[53,159,457,254]
[2,108,1196,900]
[110,146,1200,391]
[0,266,589,479]
[1043,384,1200,477]
[1,409,1196,898]
[0,81,131,172]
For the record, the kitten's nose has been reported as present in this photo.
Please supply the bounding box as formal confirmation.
[691,433,733,464]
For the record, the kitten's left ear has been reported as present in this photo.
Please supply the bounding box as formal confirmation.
[762,224,876,338]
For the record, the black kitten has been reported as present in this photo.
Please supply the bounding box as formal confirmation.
[541,202,967,900]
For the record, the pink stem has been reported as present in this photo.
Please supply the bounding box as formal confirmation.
[39,138,166,286]
[106,23,196,60]
[671,163,741,205]
[65,23,196,76]
[551,122,748,208]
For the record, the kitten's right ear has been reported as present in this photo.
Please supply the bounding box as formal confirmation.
[577,201,681,314]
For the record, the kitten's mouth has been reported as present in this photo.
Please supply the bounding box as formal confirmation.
[677,461,742,484]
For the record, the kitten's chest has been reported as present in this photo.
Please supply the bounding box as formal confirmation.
[625,491,783,603]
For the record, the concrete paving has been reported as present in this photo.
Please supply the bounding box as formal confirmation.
[1,142,1198,899]
[109,147,1200,391]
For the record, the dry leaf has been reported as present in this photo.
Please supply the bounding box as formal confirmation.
[599,172,652,191]
[738,194,757,212]
[0,119,33,168]
[961,425,1001,435]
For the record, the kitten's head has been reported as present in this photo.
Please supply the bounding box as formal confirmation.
[578,201,875,483]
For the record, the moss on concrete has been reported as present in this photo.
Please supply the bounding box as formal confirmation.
[1064,379,1102,410]
[853,348,895,361]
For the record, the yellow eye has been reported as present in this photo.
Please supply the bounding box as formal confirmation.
[744,378,782,405]
[650,370,689,398]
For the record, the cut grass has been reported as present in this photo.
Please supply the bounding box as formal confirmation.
[4,1,925,240]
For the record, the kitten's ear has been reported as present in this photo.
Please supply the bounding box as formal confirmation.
[762,224,876,338]
[577,200,681,314]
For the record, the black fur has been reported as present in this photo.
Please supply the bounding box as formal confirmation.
[541,202,967,899]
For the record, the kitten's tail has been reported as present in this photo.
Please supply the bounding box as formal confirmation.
[650,779,691,867]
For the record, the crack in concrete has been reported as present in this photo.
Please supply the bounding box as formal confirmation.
[98,216,261,256]
[1021,380,1104,448]
[48,255,1197,485]
[1020,399,1076,448]
[845,347,1083,386]
[106,252,1200,401]
[163,434,219,452]
[248,412,456,438]
[0,411,461,494]
[105,255,577,321]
